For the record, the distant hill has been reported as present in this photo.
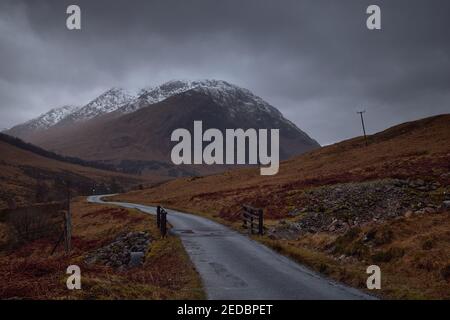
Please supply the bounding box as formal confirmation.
[0,133,116,172]
[0,135,145,210]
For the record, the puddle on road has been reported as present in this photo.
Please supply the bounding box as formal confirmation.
[209,262,248,288]
[172,229,234,237]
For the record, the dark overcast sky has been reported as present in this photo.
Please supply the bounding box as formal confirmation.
[0,0,449,144]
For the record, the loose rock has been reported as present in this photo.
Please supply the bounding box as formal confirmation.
[85,231,151,269]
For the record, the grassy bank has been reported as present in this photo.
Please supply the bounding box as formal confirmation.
[110,192,450,300]
[0,197,204,299]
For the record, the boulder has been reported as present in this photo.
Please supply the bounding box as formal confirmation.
[443,200,450,209]
[129,252,145,268]
[85,231,151,269]
[288,209,301,217]
[404,210,413,218]
[423,207,436,214]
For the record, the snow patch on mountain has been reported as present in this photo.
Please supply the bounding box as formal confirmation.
[22,105,80,130]
[65,87,135,123]
[120,80,297,131]
[120,80,199,114]
[7,80,304,137]
[163,80,301,131]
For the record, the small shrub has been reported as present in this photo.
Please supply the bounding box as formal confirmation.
[373,228,394,246]
[364,228,377,242]
[440,264,450,281]
[371,247,405,263]
[343,227,362,241]
[7,206,62,243]
[421,238,435,250]
[347,241,369,258]
[333,227,365,257]
[318,263,328,274]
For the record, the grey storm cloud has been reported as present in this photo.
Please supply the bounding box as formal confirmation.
[0,0,449,144]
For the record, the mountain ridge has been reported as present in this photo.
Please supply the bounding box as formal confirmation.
[56,87,135,126]
[4,105,80,140]
[28,88,318,175]
[4,79,320,180]
[4,80,316,142]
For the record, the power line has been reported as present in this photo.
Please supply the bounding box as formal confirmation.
[357,110,368,146]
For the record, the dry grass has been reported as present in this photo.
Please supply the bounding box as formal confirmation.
[259,211,450,300]
[111,114,450,220]
[0,197,204,300]
[110,114,450,299]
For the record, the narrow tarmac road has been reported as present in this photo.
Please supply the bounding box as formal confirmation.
[88,195,375,300]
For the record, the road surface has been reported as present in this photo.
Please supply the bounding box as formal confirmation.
[88,195,375,300]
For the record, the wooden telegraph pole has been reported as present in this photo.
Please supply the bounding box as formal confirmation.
[357,110,368,146]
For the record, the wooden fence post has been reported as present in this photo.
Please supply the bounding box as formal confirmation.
[64,183,72,253]
[160,209,167,237]
[258,209,263,235]
[157,206,161,228]
[50,210,66,256]
[241,205,264,236]
[64,210,71,253]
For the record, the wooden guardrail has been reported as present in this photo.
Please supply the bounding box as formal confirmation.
[241,205,264,235]
[156,206,168,237]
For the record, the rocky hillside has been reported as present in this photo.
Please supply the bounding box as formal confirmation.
[267,178,449,239]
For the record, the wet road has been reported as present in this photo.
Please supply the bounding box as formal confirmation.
[88,195,375,300]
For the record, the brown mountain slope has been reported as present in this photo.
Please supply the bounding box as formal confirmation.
[25,89,319,178]
[0,137,145,210]
[114,114,450,219]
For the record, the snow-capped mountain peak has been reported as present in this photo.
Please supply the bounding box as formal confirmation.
[122,79,298,129]
[65,87,135,122]
[120,80,199,114]
[5,80,302,139]
[120,79,278,116]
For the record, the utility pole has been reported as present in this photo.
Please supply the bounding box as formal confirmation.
[357,110,368,146]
